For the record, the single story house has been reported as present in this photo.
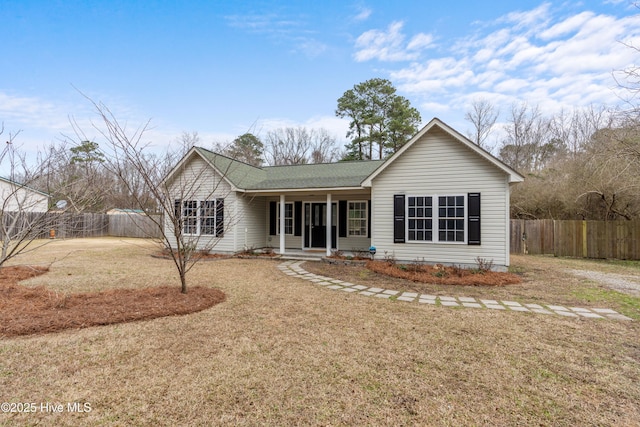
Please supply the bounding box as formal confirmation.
[163,118,524,269]
[0,176,49,213]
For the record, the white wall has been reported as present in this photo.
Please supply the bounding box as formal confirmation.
[0,180,48,212]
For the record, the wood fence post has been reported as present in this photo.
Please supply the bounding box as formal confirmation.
[582,220,587,258]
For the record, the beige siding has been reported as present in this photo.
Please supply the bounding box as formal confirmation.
[371,127,511,268]
[235,195,267,250]
[165,156,239,253]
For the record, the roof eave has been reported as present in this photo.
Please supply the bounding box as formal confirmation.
[244,186,368,194]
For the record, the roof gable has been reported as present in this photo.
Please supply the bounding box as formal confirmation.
[361,118,524,186]
[162,147,265,191]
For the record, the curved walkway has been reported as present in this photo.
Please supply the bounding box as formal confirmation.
[278,261,633,321]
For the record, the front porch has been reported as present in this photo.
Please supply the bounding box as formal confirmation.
[262,191,372,257]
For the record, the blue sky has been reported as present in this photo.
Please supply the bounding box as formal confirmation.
[2,0,640,157]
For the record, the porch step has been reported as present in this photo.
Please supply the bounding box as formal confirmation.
[280,255,323,262]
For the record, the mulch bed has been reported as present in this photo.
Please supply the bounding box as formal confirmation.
[366,260,522,286]
[0,266,226,338]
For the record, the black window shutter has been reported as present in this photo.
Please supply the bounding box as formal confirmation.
[468,193,481,245]
[367,199,372,238]
[393,194,405,243]
[269,201,277,236]
[294,201,302,236]
[174,199,182,234]
[216,198,224,237]
[339,200,347,238]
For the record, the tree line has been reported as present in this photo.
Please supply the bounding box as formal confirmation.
[465,101,640,221]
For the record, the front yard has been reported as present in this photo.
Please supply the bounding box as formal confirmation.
[1,238,639,426]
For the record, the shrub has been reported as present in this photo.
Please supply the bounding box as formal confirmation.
[383,251,397,266]
[475,257,494,273]
[330,249,344,258]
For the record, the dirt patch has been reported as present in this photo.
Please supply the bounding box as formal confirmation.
[0,265,226,338]
[366,260,522,286]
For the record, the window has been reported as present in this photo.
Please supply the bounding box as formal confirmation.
[200,200,216,235]
[348,201,367,236]
[179,199,224,236]
[438,196,465,242]
[277,202,294,235]
[406,195,464,243]
[407,196,432,241]
[182,200,198,235]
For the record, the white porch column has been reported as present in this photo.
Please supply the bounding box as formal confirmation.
[279,194,286,255]
[326,193,332,256]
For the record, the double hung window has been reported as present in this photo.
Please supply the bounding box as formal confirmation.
[406,195,464,243]
[177,199,224,236]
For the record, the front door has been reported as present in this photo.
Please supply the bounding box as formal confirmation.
[305,202,337,249]
[310,203,326,248]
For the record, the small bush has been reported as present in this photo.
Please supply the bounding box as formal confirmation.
[475,257,494,273]
[383,251,397,266]
[352,248,370,259]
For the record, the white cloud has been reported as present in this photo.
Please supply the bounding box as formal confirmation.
[407,33,435,51]
[380,3,640,129]
[354,6,372,22]
[226,12,327,59]
[354,21,435,62]
[538,11,594,40]
[292,38,328,58]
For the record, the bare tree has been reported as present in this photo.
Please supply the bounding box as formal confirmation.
[499,103,558,172]
[548,106,613,158]
[263,127,341,166]
[574,122,640,220]
[38,140,114,212]
[77,100,237,293]
[0,125,62,268]
[177,131,200,157]
[465,98,499,149]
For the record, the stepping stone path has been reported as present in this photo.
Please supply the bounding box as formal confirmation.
[278,261,633,321]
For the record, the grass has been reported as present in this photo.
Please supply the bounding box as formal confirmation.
[572,287,640,320]
[1,238,639,426]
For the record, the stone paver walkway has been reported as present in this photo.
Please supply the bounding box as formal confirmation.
[278,261,633,321]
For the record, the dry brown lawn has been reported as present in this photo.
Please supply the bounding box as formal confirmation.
[1,238,639,426]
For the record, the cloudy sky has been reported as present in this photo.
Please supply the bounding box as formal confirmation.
[2,0,639,156]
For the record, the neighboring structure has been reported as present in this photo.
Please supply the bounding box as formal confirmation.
[0,177,49,212]
[163,118,524,269]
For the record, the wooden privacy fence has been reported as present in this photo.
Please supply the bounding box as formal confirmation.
[5,212,163,239]
[107,214,162,238]
[511,219,640,260]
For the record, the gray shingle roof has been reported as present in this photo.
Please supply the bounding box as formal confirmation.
[195,147,383,190]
